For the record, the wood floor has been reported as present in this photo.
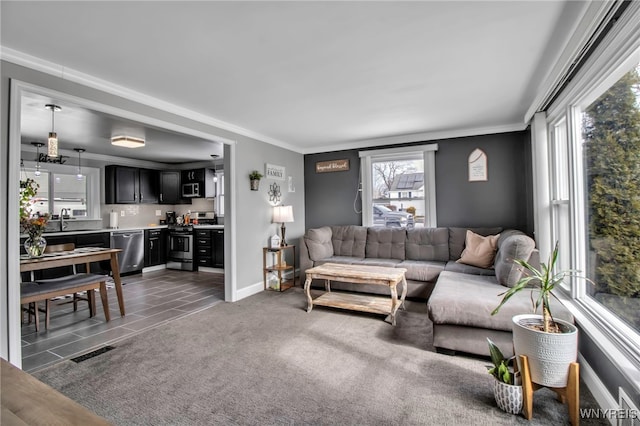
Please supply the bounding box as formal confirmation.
[21,269,225,373]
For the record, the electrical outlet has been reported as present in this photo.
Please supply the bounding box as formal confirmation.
[120,210,125,217]
[155,210,162,216]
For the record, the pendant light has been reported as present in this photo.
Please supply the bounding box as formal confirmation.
[31,142,44,176]
[74,148,85,180]
[211,154,218,182]
[45,104,61,157]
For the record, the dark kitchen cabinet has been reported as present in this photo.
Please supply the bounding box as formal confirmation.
[159,171,181,204]
[105,166,138,204]
[139,169,159,204]
[195,228,224,269]
[181,168,216,198]
[144,229,166,267]
[105,166,159,204]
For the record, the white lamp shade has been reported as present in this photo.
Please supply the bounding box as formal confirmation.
[47,133,58,157]
[273,205,294,223]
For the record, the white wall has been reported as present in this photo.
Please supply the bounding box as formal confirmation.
[0,60,305,365]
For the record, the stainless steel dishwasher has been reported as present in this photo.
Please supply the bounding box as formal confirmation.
[110,230,144,274]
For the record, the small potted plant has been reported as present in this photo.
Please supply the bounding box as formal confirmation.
[487,338,522,414]
[20,178,49,257]
[249,170,263,191]
[492,241,583,388]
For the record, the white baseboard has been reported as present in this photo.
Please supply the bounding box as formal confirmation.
[142,265,166,273]
[579,353,618,425]
[235,281,264,301]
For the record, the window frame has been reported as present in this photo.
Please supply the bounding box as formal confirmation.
[359,144,438,228]
[542,1,640,382]
[22,160,101,219]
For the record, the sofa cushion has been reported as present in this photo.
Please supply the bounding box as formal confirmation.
[448,227,503,261]
[351,258,403,268]
[428,271,573,331]
[315,256,362,266]
[444,261,496,276]
[405,227,449,261]
[457,230,500,268]
[331,225,367,258]
[365,228,406,260]
[494,232,536,288]
[396,260,445,282]
[304,227,334,261]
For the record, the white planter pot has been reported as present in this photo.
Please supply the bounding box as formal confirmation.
[512,314,578,388]
[493,378,523,414]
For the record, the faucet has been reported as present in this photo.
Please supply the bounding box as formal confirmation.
[60,208,69,231]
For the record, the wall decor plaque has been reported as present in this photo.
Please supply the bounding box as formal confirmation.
[315,159,350,173]
[265,163,286,181]
[468,148,488,182]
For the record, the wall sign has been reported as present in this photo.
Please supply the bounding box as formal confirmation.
[315,159,350,173]
[468,148,488,182]
[265,163,286,181]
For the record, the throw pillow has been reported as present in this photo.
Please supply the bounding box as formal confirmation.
[457,230,500,269]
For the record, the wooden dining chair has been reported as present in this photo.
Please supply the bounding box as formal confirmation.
[28,243,95,329]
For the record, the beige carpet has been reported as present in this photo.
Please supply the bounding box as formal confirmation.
[33,287,605,425]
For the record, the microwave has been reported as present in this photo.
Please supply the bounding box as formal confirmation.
[182,182,200,198]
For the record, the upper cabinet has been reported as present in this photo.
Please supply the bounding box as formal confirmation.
[181,168,216,198]
[159,171,182,204]
[105,165,159,204]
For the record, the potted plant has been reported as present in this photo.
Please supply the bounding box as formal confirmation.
[20,178,49,257]
[249,170,263,191]
[492,241,581,388]
[487,338,522,414]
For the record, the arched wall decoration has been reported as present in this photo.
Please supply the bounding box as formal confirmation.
[468,148,488,182]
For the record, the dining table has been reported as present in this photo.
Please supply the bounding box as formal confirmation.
[20,247,126,316]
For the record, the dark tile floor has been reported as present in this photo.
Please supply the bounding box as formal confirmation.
[21,269,225,373]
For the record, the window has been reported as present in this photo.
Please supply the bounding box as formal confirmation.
[579,62,640,335]
[215,171,225,216]
[21,161,100,219]
[359,144,438,228]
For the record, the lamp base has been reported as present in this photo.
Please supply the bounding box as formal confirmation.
[280,223,287,247]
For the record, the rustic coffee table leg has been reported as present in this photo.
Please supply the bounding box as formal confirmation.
[304,276,314,312]
[389,282,399,325]
[400,275,408,309]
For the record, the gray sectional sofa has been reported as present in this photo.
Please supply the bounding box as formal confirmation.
[299,225,572,357]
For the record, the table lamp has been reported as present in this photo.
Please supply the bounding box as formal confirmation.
[273,205,294,246]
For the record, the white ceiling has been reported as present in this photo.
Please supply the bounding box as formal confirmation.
[1,1,586,161]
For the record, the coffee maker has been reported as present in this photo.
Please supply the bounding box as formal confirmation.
[166,211,177,225]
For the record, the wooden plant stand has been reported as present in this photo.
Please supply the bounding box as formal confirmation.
[519,355,580,425]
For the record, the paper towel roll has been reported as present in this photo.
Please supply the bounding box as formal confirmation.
[109,211,119,229]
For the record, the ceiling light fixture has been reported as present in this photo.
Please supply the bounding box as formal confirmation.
[111,135,145,148]
[31,141,44,176]
[45,104,61,157]
[211,155,218,182]
[74,148,85,180]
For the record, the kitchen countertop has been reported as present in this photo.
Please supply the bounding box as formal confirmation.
[35,224,224,237]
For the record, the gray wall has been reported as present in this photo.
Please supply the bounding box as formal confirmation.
[304,131,532,233]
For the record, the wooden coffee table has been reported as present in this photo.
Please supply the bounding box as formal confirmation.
[303,263,408,325]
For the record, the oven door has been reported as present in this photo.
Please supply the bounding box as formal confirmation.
[168,233,193,260]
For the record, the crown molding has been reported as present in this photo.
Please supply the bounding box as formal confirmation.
[301,122,527,154]
[0,46,301,153]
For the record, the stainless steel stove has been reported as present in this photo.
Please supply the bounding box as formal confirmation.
[167,224,195,271]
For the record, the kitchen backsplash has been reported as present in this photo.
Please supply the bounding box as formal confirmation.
[102,198,219,229]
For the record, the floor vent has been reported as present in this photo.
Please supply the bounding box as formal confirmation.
[71,346,115,363]
[619,388,639,426]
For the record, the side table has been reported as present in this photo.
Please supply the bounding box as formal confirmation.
[263,245,296,291]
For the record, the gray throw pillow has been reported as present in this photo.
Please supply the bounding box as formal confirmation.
[494,233,536,287]
[304,227,334,261]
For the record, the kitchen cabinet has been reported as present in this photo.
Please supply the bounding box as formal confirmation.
[181,168,216,198]
[159,171,181,204]
[144,229,166,267]
[105,166,159,204]
[195,228,224,268]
